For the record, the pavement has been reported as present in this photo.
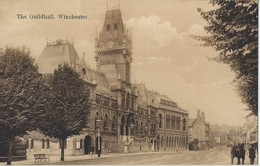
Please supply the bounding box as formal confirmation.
[0,151,172,165]
[0,146,258,165]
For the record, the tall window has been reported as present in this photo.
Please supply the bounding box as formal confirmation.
[153,123,156,134]
[166,115,170,129]
[171,116,176,130]
[107,24,110,30]
[183,119,186,131]
[176,117,181,130]
[126,93,130,109]
[140,122,143,134]
[150,123,153,135]
[131,97,134,110]
[96,94,101,105]
[46,139,50,149]
[103,114,108,130]
[111,99,118,109]
[114,23,117,30]
[111,116,116,131]
[121,94,125,108]
[159,114,162,128]
[103,97,110,107]
[42,139,45,149]
[80,139,83,149]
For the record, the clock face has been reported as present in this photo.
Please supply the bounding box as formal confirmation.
[106,41,114,48]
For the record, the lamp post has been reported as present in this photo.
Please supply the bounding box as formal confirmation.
[96,119,102,157]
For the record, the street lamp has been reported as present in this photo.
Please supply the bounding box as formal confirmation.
[96,119,102,157]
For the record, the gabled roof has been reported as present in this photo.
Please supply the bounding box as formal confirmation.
[188,119,196,127]
[136,83,149,108]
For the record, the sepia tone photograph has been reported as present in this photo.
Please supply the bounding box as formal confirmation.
[0,0,258,165]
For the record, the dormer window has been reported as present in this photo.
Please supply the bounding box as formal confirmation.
[107,24,110,30]
[114,23,117,30]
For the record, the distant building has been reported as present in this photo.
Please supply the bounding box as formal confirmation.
[188,110,212,150]
[25,8,189,156]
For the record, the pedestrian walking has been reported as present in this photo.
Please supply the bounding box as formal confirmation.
[249,145,256,165]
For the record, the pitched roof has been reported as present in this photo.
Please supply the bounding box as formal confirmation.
[36,40,80,74]
[136,83,149,108]
[188,118,196,127]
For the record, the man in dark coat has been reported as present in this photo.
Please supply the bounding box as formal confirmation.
[249,145,256,165]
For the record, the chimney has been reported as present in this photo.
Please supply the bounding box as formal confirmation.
[197,109,200,118]
[201,112,205,121]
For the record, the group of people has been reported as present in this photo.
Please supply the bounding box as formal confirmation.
[231,143,257,165]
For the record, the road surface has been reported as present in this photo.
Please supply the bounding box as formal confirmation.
[50,146,256,165]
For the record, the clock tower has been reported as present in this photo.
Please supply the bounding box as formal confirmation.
[95,9,132,85]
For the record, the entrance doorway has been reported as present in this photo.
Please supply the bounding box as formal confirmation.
[84,135,91,154]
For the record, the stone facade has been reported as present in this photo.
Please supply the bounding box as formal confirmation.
[26,8,189,156]
[188,110,212,150]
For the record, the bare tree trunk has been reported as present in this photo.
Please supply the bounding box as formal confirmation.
[61,139,65,161]
[7,139,13,165]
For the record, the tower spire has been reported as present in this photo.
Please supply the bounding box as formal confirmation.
[118,0,120,9]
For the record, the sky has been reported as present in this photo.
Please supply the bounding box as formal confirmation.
[0,0,249,126]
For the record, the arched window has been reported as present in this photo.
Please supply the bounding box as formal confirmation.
[103,114,108,130]
[42,139,45,149]
[46,139,50,149]
[111,116,116,131]
[114,23,117,30]
[107,24,110,30]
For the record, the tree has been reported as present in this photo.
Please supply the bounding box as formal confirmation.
[196,0,258,116]
[39,64,91,161]
[1,47,45,165]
